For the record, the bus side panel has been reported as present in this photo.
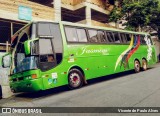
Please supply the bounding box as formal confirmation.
[40,58,71,90]
[67,44,134,80]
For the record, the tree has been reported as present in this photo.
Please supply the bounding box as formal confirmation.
[109,0,160,35]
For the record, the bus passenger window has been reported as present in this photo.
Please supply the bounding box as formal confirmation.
[120,33,127,43]
[140,35,146,45]
[126,34,131,43]
[106,32,114,42]
[76,28,88,42]
[65,27,78,42]
[113,32,120,43]
[88,30,99,43]
[97,31,106,43]
[148,35,153,45]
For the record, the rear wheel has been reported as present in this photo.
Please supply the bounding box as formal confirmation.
[134,60,140,73]
[68,69,83,89]
[142,59,147,71]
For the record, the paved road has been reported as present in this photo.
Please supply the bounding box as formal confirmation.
[0,63,160,115]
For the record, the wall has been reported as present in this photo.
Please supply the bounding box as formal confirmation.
[0,0,54,21]
[0,52,13,98]
[62,0,84,6]
[0,52,6,67]
[88,0,106,9]
[91,20,114,28]
[0,52,9,86]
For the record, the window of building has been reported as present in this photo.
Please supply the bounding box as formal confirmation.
[108,0,115,5]
[28,0,53,7]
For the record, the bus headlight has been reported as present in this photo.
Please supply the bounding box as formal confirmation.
[26,76,32,80]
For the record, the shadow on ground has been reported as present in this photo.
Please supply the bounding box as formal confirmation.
[15,68,153,99]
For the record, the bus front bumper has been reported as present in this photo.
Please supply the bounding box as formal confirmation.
[10,78,43,93]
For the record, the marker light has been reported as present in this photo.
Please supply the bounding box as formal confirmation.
[31,74,37,79]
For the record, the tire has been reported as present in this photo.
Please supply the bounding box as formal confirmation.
[134,60,140,73]
[142,59,147,71]
[68,69,84,89]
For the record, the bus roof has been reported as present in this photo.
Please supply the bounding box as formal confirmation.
[60,21,149,35]
[11,21,149,43]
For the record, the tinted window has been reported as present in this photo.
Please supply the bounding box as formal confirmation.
[38,23,63,53]
[39,39,53,54]
[126,34,132,43]
[65,27,78,42]
[88,30,99,42]
[148,35,153,45]
[50,24,63,53]
[140,35,146,45]
[31,40,39,55]
[40,55,54,62]
[38,23,54,37]
[97,31,106,43]
[106,32,114,42]
[65,27,88,42]
[113,32,120,43]
[120,33,127,43]
[77,28,88,42]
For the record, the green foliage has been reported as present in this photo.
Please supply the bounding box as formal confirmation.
[124,25,136,31]
[109,0,160,33]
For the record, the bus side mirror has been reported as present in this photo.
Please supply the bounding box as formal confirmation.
[24,40,31,55]
[24,38,39,55]
[2,54,11,68]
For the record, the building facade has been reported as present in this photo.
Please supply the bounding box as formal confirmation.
[0,0,117,52]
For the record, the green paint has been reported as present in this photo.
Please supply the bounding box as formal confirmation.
[24,38,39,55]
[9,21,157,93]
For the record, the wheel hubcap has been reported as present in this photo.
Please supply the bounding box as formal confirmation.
[143,61,147,70]
[69,73,80,87]
[135,61,140,71]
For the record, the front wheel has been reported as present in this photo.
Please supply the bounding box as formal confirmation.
[134,60,140,73]
[142,59,147,71]
[68,69,84,89]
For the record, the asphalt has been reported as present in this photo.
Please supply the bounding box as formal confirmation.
[0,63,160,116]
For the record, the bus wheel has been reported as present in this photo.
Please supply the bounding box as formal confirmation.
[134,60,140,73]
[68,69,83,89]
[142,59,147,71]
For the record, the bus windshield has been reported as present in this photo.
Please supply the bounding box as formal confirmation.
[12,22,63,74]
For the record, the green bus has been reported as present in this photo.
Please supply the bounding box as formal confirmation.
[3,21,157,93]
